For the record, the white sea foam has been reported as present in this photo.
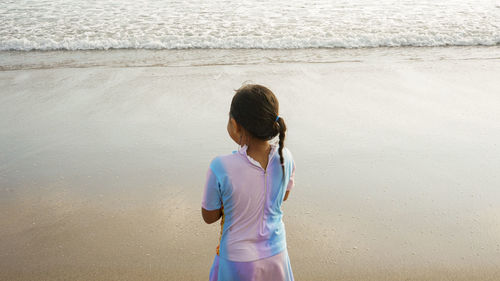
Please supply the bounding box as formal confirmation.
[1,0,499,51]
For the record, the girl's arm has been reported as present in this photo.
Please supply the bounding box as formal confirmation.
[284,158,295,202]
[201,207,222,224]
[202,163,222,224]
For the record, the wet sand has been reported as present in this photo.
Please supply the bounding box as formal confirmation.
[1,47,500,280]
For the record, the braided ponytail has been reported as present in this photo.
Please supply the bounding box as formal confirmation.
[276,116,287,181]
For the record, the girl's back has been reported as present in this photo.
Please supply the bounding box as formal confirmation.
[203,143,295,261]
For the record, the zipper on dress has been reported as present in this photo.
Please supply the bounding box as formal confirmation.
[262,170,267,230]
[241,144,275,232]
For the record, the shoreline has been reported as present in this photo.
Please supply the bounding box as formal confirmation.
[1,46,499,71]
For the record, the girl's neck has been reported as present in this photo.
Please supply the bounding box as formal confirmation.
[242,138,271,169]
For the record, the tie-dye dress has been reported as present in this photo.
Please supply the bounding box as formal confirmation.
[202,143,296,281]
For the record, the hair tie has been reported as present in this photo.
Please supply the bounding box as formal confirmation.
[275,115,280,122]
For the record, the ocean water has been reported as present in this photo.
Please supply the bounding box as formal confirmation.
[1,0,499,51]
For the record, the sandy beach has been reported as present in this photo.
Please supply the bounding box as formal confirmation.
[1,47,500,280]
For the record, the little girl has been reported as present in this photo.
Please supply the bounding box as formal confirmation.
[202,84,296,281]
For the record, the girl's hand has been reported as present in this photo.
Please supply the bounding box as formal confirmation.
[283,190,290,201]
[201,208,222,224]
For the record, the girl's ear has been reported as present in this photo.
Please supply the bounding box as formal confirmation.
[230,117,241,134]
[231,118,249,146]
[228,116,243,145]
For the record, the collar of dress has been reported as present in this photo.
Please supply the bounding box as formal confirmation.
[237,143,279,169]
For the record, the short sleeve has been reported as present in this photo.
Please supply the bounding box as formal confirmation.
[202,166,222,210]
[286,160,296,191]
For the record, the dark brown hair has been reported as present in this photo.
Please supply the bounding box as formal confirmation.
[229,84,287,177]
